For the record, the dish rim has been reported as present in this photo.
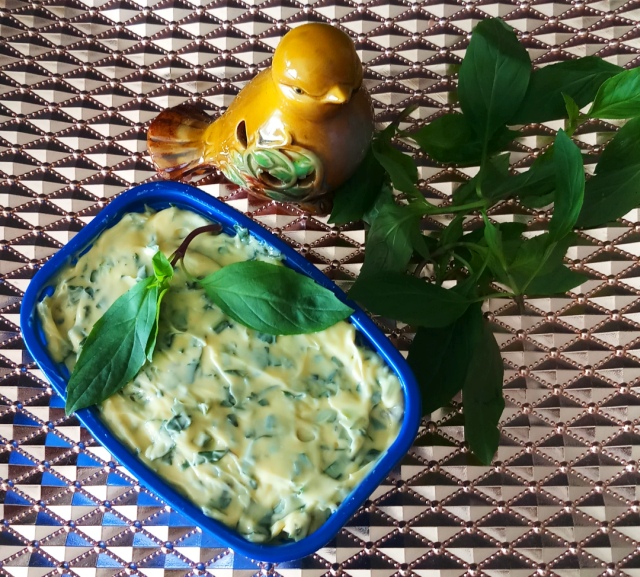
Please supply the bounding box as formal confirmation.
[20,181,422,563]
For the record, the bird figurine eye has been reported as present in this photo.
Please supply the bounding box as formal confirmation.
[293,87,305,95]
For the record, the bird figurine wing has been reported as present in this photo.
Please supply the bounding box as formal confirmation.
[222,144,324,203]
[147,23,374,209]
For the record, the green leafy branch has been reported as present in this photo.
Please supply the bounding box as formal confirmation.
[330,17,640,464]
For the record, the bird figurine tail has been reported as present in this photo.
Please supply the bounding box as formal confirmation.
[147,105,214,181]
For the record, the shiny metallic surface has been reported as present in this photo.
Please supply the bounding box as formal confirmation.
[1,1,640,575]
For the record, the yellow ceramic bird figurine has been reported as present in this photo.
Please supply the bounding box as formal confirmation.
[147,23,374,208]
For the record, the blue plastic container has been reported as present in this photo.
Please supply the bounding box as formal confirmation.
[20,181,422,563]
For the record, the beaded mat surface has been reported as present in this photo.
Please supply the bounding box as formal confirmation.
[2,0,640,576]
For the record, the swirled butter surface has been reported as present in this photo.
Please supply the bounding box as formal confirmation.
[37,207,404,543]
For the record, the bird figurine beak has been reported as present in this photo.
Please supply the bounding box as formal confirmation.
[323,84,353,104]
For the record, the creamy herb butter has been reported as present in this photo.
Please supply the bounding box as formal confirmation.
[37,207,404,543]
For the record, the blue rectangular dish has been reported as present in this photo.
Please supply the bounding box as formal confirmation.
[20,180,422,563]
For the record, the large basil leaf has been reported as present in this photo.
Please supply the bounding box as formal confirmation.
[407,113,517,166]
[329,146,387,225]
[463,320,505,465]
[360,200,425,276]
[198,261,353,335]
[511,57,622,124]
[548,129,584,242]
[408,304,484,415]
[577,117,640,228]
[589,67,640,119]
[487,149,556,207]
[458,18,531,144]
[349,272,471,328]
[372,136,419,196]
[65,276,159,414]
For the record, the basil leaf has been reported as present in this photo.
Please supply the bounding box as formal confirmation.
[589,67,640,119]
[482,216,511,286]
[456,222,526,295]
[431,215,465,277]
[407,114,517,166]
[452,153,510,205]
[147,251,175,360]
[510,57,622,124]
[463,320,505,465]
[549,129,584,242]
[412,229,438,260]
[593,115,640,176]
[362,183,394,225]
[349,272,471,328]
[65,276,158,414]
[525,264,588,296]
[458,18,531,144]
[328,146,386,225]
[452,177,479,206]
[408,304,484,415]
[479,153,512,203]
[460,222,526,250]
[563,93,581,136]
[577,117,640,228]
[507,232,580,295]
[440,215,464,248]
[146,283,170,362]
[153,250,173,282]
[372,136,419,196]
[488,149,555,207]
[360,200,424,276]
[409,113,477,164]
[198,261,353,335]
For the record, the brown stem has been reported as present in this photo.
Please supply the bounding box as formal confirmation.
[170,223,222,267]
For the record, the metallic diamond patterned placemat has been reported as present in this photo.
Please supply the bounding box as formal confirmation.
[2,0,640,576]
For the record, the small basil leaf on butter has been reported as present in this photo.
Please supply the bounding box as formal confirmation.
[65,276,158,414]
[196,449,228,464]
[198,261,353,335]
[146,252,174,360]
[153,250,173,282]
[65,251,174,414]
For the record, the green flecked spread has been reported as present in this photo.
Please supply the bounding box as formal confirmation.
[37,207,404,543]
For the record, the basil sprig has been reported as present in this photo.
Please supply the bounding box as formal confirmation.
[65,251,174,414]
[330,17,640,465]
[64,235,353,413]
